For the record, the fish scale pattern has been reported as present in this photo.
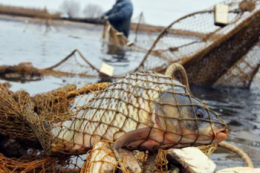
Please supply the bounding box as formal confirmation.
[0,70,226,172]
[50,71,226,155]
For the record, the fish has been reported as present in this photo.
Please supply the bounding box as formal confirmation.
[51,71,227,154]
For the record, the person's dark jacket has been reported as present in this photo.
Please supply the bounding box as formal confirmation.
[105,0,133,38]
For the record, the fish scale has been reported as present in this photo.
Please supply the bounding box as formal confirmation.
[50,71,227,154]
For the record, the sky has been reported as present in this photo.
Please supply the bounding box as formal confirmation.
[0,0,224,26]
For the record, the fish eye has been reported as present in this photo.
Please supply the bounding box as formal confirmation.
[196,109,204,119]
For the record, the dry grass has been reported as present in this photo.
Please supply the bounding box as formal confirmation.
[0,4,165,34]
[0,4,60,19]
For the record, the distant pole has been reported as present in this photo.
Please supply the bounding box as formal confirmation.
[134,12,143,43]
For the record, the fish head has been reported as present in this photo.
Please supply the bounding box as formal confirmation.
[155,86,228,148]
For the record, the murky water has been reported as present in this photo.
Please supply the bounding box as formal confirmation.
[0,17,260,170]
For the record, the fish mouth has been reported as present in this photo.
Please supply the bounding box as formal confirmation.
[213,129,228,142]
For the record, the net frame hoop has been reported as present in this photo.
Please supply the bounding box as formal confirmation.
[134,7,244,72]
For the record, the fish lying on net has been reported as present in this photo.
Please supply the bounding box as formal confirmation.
[27,71,227,155]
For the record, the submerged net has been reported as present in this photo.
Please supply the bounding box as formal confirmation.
[0,65,226,172]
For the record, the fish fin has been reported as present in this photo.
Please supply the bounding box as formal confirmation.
[114,128,151,150]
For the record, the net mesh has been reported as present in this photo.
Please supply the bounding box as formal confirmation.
[103,13,158,50]
[42,49,101,78]
[1,0,260,88]
[0,151,84,173]
[0,82,11,89]
[130,12,160,50]
[0,66,226,172]
[46,71,226,155]
[136,0,260,88]
[80,141,129,173]
[102,21,128,47]
[0,82,110,172]
[215,41,260,87]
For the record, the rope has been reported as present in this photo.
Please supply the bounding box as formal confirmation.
[165,63,190,90]
[219,141,254,168]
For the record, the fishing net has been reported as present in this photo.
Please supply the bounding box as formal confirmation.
[102,13,158,50]
[102,21,128,47]
[0,62,42,82]
[251,68,260,89]
[2,0,260,88]
[0,64,227,172]
[130,12,160,50]
[42,0,260,88]
[43,71,226,155]
[0,50,102,82]
[0,152,84,173]
[41,49,101,78]
[0,82,110,145]
[0,82,110,172]
[80,141,129,173]
[136,0,260,88]
[0,81,11,89]
[215,40,260,88]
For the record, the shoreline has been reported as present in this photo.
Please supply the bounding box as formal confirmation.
[0,12,167,34]
[0,14,103,30]
[0,13,208,39]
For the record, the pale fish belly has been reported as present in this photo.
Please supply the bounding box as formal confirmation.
[51,72,184,153]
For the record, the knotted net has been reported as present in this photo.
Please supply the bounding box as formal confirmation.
[136,0,260,88]
[0,64,227,172]
[2,0,260,88]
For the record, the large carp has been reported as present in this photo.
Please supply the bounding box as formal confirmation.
[51,71,227,154]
